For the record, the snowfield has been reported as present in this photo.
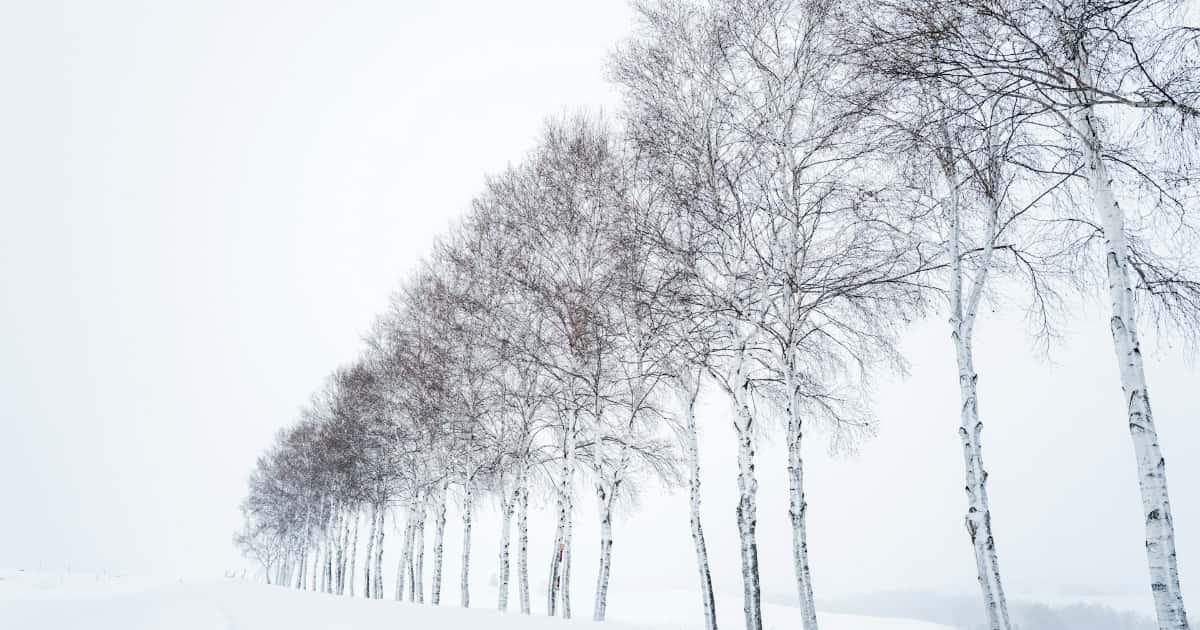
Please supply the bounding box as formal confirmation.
[0,570,956,630]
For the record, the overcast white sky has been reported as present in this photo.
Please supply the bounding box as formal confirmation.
[1,0,1196,615]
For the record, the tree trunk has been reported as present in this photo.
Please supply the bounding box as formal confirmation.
[682,376,718,630]
[732,368,763,630]
[363,503,378,598]
[333,510,346,595]
[1077,94,1191,630]
[593,487,615,621]
[461,477,475,608]
[785,370,819,630]
[432,482,449,605]
[561,506,573,620]
[954,326,1012,630]
[518,469,531,615]
[312,533,322,592]
[413,504,426,604]
[498,483,517,611]
[547,422,576,618]
[373,507,386,599]
[396,513,414,601]
[347,510,360,597]
[933,129,1013,630]
[296,546,307,590]
[565,431,578,620]
[406,519,416,601]
[547,514,564,617]
[325,526,335,594]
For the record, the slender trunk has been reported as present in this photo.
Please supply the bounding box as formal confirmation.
[311,532,322,592]
[561,502,573,620]
[547,514,564,617]
[413,504,426,604]
[934,126,1013,630]
[347,510,360,597]
[332,511,342,594]
[732,367,763,630]
[785,369,819,630]
[954,326,1011,630]
[322,512,334,594]
[1076,90,1190,629]
[591,392,614,623]
[461,476,475,608]
[682,376,718,630]
[333,510,345,594]
[363,503,378,599]
[395,513,413,601]
[518,468,531,615]
[432,482,449,605]
[373,507,386,599]
[547,415,577,619]
[564,420,578,621]
[296,546,307,590]
[498,483,517,612]
[406,519,415,601]
[340,510,351,594]
[593,486,615,621]
[325,522,334,594]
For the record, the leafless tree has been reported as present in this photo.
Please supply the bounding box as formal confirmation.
[857,1,1200,626]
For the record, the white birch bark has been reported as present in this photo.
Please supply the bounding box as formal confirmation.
[547,414,577,618]
[518,468,531,615]
[333,509,346,594]
[406,522,416,600]
[413,502,426,604]
[547,508,565,617]
[1073,75,1191,628]
[730,350,763,630]
[560,417,577,620]
[784,366,819,630]
[363,503,377,599]
[395,512,414,601]
[942,153,1012,630]
[295,546,307,590]
[561,500,573,620]
[372,507,386,599]
[498,480,518,611]
[431,481,448,605]
[591,389,613,623]
[325,510,336,594]
[311,531,322,592]
[592,484,616,621]
[325,528,335,594]
[347,510,359,597]
[318,535,327,593]
[461,476,474,608]
[680,372,718,630]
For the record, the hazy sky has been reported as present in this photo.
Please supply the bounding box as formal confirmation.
[1,0,1196,615]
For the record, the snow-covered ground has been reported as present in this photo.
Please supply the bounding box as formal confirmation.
[0,569,955,630]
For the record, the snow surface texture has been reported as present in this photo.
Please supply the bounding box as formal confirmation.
[0,570,954,630]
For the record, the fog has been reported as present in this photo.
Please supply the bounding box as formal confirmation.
[1,0,1195,622]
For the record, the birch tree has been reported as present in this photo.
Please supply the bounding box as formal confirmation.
[615,4,932,629]
[858,2,1200,625]
[483,115,630,620]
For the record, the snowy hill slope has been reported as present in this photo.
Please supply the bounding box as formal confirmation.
[0,570,956,630]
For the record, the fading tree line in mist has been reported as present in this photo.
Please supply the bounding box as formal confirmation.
[236,1,1200,629]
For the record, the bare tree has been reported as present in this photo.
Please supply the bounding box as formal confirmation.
[857,2,1200,625]
[615,3,932,629]
[483,115,631,620]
